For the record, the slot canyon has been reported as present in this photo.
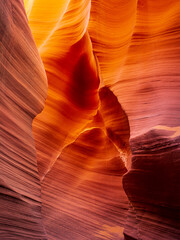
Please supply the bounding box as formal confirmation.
[0,0,180,239]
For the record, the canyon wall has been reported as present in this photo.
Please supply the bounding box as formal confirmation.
[0,0,180,239]
[0,0,47,239]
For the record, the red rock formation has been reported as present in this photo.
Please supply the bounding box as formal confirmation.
[1,0,180,239]
[0,0,47,239]
[33,32,99,179]
[41,127,128,239]
[89,1,180,239]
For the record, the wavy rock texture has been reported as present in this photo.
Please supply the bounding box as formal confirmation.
[89,1,180,239]
[0,0,47,239]
[1,0,180,239]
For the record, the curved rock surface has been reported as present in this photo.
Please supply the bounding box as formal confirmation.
[0,0,47,239]
[1,0,180,239]
[42,127,127,239]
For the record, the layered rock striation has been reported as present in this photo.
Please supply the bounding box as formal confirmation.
[0,0,180,239]
[0,0,47,239]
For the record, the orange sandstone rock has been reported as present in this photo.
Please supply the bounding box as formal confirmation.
[0,0,47,238]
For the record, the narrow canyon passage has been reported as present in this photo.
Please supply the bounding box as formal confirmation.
[39,86,131,239]
[1,0,180,239]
